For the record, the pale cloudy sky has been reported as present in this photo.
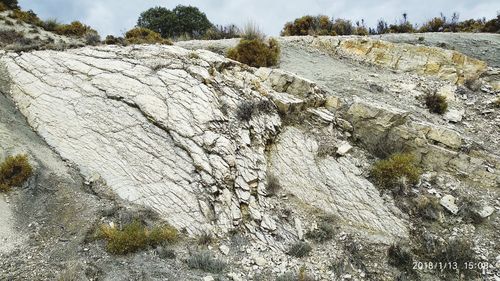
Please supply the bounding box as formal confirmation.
[18,0,499,36]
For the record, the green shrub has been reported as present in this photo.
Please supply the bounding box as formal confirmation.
[125,27,172,45]
[371,153,422,190]
[419,17,446,32]
[186,251,226,273]
[9,9,42,26]
[0,2,8,12]
[305,222,335,242]
[55,21,96,37]
[84,33,101,46]
[0,0,18,10]
[104,35,125,45]
[0,154,32,192]
[41,18,61,32]
[287,241,312,258]
[227,38,280,67]
[424,93,448,114]
[98,220,178,255]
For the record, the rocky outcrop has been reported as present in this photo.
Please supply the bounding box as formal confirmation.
[0,45,407,242]
[280,36,488,85]
[345,100,500,188]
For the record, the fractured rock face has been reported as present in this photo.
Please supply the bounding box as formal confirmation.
[269,127,407,239]
[0,44,407,243]
[280,36,487,85]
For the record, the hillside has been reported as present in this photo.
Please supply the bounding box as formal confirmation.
[0,29,499,280]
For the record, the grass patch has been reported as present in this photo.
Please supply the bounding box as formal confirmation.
[287,241,312,258]
[186,251,226,273]
[371,153,422,191]
[305,221,335,243]
[0,154,32,192]
[424,93,448,115]
[98,220,177,255]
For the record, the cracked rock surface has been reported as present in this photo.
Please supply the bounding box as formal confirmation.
[0,44,407,242]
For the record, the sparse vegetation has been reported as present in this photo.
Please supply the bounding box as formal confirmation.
[204,24,240,40]
[9,9,42,26]
[458,197,484,224]
[276,266,316,281]
[84,32,101,46]
[282,12,499,35]
[266,173,281,196]
[287,241,312,258]
[387,243,417,277]
[104,35,125,45]
[55,21,97,38]
[0,154,32,192]
[424,93,448,114]
[125,27,172,45]
[98,220,178,255]
[413,194,442,221]
[186,251,226,273]
[305,221,335,242]
[0,0,18,10]
[227,37,280,67]
[434,239,478,278]
[156,246,176,259]
[197,232,213,246]
[236,101,255,122]
[464,77,481,91]
[371,153,422,190]
[281,15,368,36]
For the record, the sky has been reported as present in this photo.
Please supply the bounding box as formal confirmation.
[18,0,499,36]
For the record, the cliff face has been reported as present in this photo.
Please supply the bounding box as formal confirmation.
[0,34,498,280]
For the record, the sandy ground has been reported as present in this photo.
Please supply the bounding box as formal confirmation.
[0,195,25,253]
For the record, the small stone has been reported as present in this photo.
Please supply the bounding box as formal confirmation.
[440,195,459,215]
[254,256,267,267]
[478,206,494,218]
[294,217,304,240]
[443,109,464,123]
[260,215,276,231]
[219,245,230,255]
[203,276,214,281]
[336,142,353,156]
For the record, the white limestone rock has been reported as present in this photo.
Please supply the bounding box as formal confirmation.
[440,195,459,215]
